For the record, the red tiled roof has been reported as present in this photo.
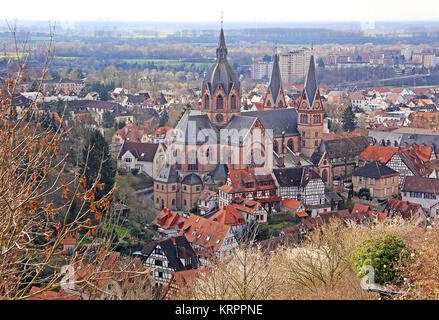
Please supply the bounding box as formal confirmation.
[359,145,399,164]
[281,198,303,210]
[178,214,231,253]
[209,205,245,226]
[230,198,263,215]
[296,211,308,217]
[152,208,186,230]
[352,203,370,214]
[27,286,80,300]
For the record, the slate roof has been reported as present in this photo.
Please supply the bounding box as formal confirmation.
[118,141,159,162]
[352,161,399,179]
[155,163,179,183]
[273,167,321,188]
[173,111,218,145]
[207,163,229,184]
[319,136,372,160]
[268,53,283,105]
[181,173,203,186]
[141,236,198,272]
[244,108,299,138]
[304,55,318,109]
[402,176,439,194]
[221,115,258,146]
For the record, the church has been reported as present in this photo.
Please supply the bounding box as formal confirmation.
[153,24,324,211]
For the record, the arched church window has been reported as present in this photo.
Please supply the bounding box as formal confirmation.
[278,100,283,107]
[273,140,278,153]
[322,169,328,182]
[287,139,294,151]
[204,95,209,109]
[217,95,223,109]
[267,100,271,107]
[231,95,236,109]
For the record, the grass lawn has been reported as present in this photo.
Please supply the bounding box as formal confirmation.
[265,213,301,236]
[107,225,130,237]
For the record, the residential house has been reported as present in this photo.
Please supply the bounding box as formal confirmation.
[197,189,218,215]
[209,205,247,236]
[178,214,239,265]
[152,208,187,240]
[352,161,399,199]
[273,167,326,206]
[382,198,427,224]
[112,122,149,145]
[280,198,306,216]
[229,197,268,224]
[218,168,280,212]
[401,176,439,217]
[140,236,198,286]
[117,141,159,177]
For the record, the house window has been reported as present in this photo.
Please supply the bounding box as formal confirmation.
[154,248,162,255]
[158,271,163,278]
[125,158,132,163]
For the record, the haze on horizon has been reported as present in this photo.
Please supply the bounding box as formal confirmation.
[2,0,439,24]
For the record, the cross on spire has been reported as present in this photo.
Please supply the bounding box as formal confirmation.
[221,11,224,29]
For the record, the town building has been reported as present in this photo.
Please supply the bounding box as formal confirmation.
[140,236,198,286]
[402,176,439,217]
[352,161,399,199]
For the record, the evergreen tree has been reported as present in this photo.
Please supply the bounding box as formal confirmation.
[82,129,116,199]
[103,110,116,128]
[342,105,356,132]
[159,110,168,127]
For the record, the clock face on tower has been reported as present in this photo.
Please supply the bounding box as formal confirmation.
[216,114,224,123]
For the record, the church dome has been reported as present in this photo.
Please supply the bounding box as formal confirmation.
[202,27,240,97]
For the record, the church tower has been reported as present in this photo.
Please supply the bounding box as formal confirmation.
[263,50,286,109]
[297,55,323,158]
[201,23,241,127]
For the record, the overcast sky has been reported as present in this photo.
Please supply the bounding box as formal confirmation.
[1,0,439,23]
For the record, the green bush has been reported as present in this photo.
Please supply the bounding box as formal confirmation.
[351,234,408,285]
[358,188,371,200]
[131,168,139,176]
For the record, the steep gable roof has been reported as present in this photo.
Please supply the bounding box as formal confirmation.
[118,141,159,162]
[178,214,231,253]
[210,205,245,226]
[304,55,318,109]
[268,53,284,106]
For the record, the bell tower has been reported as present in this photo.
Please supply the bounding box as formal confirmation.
[200,19,241,127]
[297,54,323,158]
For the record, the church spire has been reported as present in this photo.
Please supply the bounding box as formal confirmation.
[268,49,283,106]
[216,14,227,61]
[304,55,318,109]
[264,43,286,109]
